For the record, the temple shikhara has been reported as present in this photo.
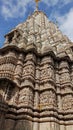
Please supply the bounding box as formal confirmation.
[0,1,73,130]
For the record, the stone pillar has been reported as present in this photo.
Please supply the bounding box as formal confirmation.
[33,84,39,130]
[59,61,73,111]
[56,63,62,130]
[39,56,57,130]
[59,61,73,130]
[18,53,36,130]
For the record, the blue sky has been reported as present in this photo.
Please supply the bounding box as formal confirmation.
[0,0,73,47]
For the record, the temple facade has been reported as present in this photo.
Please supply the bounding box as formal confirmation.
[0,10,73,130]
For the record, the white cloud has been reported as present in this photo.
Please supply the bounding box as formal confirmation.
[1,0,72,19]
[42,0,59,6]
[42,0,72,7]
[56,8,73,41]
[1,0,33,19]
[63,0,72,5]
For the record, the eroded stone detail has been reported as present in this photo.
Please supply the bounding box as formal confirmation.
[0,10,73,130]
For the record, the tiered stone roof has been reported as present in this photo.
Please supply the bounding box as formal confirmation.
[4,11,73,60]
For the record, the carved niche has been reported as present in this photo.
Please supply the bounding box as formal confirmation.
[0,80,17,105]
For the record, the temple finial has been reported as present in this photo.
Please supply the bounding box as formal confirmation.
[35,0,41,11]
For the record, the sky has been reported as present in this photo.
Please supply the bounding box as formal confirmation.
[0,0,73,47]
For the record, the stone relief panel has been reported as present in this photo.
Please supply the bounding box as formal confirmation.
[60,72,70,84]
[19,87,34,107]
[23,60,36,82]
[59,62,71,84]
[19,88,29,105]
[22,54,36,81]
[23,65,35,76]
[59,61,71,84]
[40,65,55,81]
[40,90,57,110]
[62,95,73,111]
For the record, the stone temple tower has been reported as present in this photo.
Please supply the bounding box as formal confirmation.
[0,8,73,130]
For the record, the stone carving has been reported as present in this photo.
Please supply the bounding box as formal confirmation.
[0,10,73,130]
[23,65,35,76]
[40,65,54,81]
[60,72,70,83]
[40,91,57,110]
[62,95,73,111]
[19,87,33,107]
